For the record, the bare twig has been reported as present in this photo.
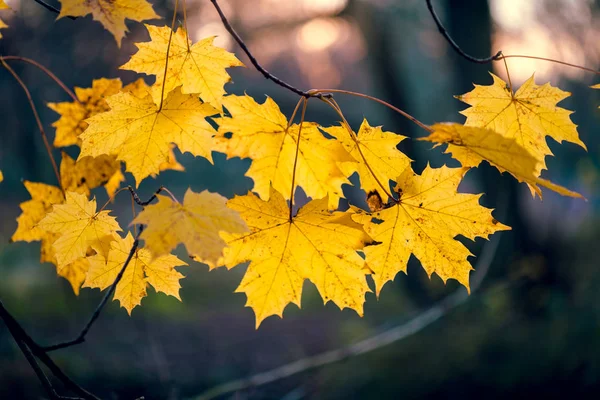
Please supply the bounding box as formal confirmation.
[425,0,502,64]
[209,0,330,100]
[3,321,80,399]
[1,56,80,103]
[43,228,144,352]
[192,192,509,400]
[0,57,63,192]
[0,300,99,399]
[32,0,77,20]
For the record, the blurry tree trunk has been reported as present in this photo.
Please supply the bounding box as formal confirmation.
[348,1,416,155]
[446,0,536,277]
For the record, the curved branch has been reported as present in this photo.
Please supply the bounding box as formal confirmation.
[42,227,143,352]
[0,300,99,399]
[210,0,330,100]
[425,0,502,64]
[32,0,76,20]
[192,193,509,400]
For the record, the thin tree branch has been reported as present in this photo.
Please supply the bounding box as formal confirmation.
[192,192,510,400]
[32,0,77,20]
[128,185,165,206]
[209,0,330,100]
[425,0,502,64]
[3,319,80,399]
[0,57,63,193]
[0,300,99,399]
[43,227,144,352]
[1,56,80,103]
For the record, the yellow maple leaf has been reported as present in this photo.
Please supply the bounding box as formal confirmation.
[12,181,65,245]
[215,94,356,209]
[60,152,124,198]
[132,189,248,266]
[120,24,244,107]
[38,191,121,267]
[353,165,510,296]
[10,181,91,293]
[322,118,411,202]
[79,86,218,185]
[57,0,159,47]
[11,182,116,294]
[457,73,586,181]
[424,123,583,199]
[221,187,373,327]
[48,78,123,148]
[84,233,188,314]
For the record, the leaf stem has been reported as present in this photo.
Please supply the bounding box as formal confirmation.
[0,57,63,193]
[182,0,191,52]
[501,53,513,93]
[289,98,308,221]
[158,0,180,111]
[311,88,432,133]
[499,54,600,76]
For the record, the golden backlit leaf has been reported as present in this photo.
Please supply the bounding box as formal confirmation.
[48,78,123,147]
[120,24,243,107]
[424,123,583,199]
[132,189,248,266]
[221,187,373,327]
[353,165,510,296]
[12,181,64,245]
[215,94,355,209]
[323,118,411,202]
[84,233,188,314]
[457,73,586,180]
[79,86,218,185]
[57,0,159,46]
[38,191,121,267]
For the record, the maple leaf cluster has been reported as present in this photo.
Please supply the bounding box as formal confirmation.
[5,4,591,328]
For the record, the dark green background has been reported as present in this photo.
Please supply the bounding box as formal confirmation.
[1,0,599,399]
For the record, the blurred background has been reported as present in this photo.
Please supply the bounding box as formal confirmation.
[1,0,599,398]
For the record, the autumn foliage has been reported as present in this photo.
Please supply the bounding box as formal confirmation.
[0,0,593,331]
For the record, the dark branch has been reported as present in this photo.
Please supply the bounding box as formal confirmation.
[127,185,164,207]
[43,228,144,352]
[425,0,502,64]
[0,300,99,399]
[32,0,77,20]
[210,0,331,100]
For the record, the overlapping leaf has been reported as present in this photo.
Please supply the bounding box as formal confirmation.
[132,189,248,266]
[457,73,586,183]
[48,78,123,147]
[120,25,244,107]
[221,187,373,327]
[353,165,510,295]
[215,94,356,209]
[38,191,121,267]
[57,0,159,46]
[424,123,583,198]
[79,86,218,185]
[60,152,124,198]
[84,233,188,314]
[323,119,411,202]
[12,181,65,252]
